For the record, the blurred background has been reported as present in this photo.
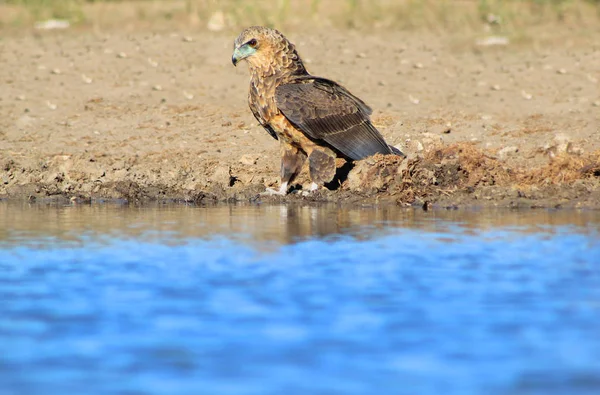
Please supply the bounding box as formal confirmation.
[1,0,599,35]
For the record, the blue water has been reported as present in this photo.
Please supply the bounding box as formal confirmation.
[1,204,600,395]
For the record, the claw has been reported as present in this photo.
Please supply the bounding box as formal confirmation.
[260,182,288,196]
[301,182,320,196]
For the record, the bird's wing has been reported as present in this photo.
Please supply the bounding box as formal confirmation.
[275,77,392,160]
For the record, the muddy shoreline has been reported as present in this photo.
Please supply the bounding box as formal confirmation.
[1,26,599,208]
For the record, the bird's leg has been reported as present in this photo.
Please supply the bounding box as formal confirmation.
[262,142,306,196]
[306,148,336,193]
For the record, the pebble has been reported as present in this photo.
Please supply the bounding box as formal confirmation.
[491,84,501,91]
[475,36,509,47]
[148,58,158,67]
[553,133,571,154]
[182,36,193,42]
[117,52,127,58]
[557,68,567,74]
[81,74,92,84]
[51,68,61,75]
[414,62,423,69]
[16,95,25,101]
[152,85,163,91]
[408,95,420,105]
[209,165,233,187]
[183,91,194,100]
[239,154,258,166]
[497,146,519,159]
[46,101,57,110]
[593,100,600,107]
[521,90,533,100]
[430,124,451,134]
[421,132,443,150]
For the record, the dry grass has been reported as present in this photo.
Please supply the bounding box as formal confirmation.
[392,143,600,203]
[1,0,599,35]
[517,150,600,185]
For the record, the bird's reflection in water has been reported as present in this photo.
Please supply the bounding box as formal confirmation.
[0,201,598,247]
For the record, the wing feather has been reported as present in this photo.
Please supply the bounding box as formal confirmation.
[275,78,396,160]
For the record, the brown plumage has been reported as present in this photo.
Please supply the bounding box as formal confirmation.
[232,26,403,195]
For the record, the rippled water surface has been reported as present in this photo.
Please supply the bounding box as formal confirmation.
[1,202,599,395]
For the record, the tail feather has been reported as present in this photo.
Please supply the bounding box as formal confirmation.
[389,145,406,158]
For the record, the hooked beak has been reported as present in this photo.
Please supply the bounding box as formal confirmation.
[232,47,242,66]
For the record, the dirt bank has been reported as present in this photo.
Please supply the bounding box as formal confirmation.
[1,23,599,208]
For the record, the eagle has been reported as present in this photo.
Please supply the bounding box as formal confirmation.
[232,26,403,195]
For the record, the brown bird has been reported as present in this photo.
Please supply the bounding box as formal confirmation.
[232,26,403,195]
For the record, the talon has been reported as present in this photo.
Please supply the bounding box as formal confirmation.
[260,182,288,196]
[261,187,286,196]
[301,182,320,196]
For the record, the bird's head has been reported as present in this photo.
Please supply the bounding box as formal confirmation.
[232,26,275,67]
[232,26,305,75]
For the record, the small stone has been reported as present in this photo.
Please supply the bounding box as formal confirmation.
[117,52,127,58]
[182,36,193,42]
[592,100,600,107]
[148,58,158,67]
[557,68,567,74]
[81,74,92,84]
[357,53,367,59]
[421,132,443,150]
[239,154,258,166]
[16,95,25,101]
[491,84,501,91]
[553,133,571,154]
[209,165,233,187]
[497,146,519,159]
[152,85,163,91]
[429,124,451,134]
[183,91,194,100]
[475,36,509,46]
[414,62,423,69]
[521,90,533,100]
[408,95,420,104]
[51,68,61,75]
[46,101,57,110]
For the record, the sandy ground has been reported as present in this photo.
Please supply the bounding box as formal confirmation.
[1,23,599,208]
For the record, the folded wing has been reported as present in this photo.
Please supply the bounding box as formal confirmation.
[275,77,397,161]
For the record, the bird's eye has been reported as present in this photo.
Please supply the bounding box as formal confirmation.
[248,39,258,47]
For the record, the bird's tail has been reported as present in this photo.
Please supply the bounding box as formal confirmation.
[389,145,406,158]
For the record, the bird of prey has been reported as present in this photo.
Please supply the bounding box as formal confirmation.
[232,26,403,195]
